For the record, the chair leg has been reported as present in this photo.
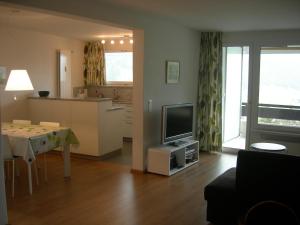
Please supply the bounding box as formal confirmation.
[44,153,48,182]
[33,161,39,186]
[35,158,41,170]
[27,162,33,195]
[6,161,10,180]
[12,160,15,198]
[4,161,7,181]
[15,160,20,177]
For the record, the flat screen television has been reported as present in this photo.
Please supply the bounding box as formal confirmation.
[161,103,194,145]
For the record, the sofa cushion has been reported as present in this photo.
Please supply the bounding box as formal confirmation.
[204,167,236,200]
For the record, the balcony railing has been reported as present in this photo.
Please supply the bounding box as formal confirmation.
[241,103,300,127]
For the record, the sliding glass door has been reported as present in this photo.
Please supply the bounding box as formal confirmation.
[222,43,300,152]
[222,46,249,150]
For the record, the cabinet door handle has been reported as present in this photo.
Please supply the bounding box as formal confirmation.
[107,107,123,111]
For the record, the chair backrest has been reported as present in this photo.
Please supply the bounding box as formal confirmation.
[1,134,13,160]
[12,120,32,125]
[39,122,60,127]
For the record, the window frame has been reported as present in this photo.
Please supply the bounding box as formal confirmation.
[104,50,133,86]
[254,45,300,134]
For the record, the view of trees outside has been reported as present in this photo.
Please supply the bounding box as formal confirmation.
[105,52,133,82]
[258,48,300,127]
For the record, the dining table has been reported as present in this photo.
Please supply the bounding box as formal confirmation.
[2,122,79,195]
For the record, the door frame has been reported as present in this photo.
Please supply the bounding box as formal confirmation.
[249,44,300,143]
[222,43,254,150]
[0,5,146,224]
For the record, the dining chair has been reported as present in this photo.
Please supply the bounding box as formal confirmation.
[2,134,15,198]
[12,120,32,125]
[39,122,60,127]
[12,119,40,186]
[39,121,61,182]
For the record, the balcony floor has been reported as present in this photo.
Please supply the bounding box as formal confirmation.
[223,136,246,151]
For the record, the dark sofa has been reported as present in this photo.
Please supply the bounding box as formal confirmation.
[204,150,300,225]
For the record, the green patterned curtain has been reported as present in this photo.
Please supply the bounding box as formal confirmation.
[196,32,223,152]
[83,41,105,86]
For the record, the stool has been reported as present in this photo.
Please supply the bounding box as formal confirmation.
[250,142,287,153]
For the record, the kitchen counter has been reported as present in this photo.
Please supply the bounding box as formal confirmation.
[112,100,132,104]
[28,97,123,157]
[29,96,112,102]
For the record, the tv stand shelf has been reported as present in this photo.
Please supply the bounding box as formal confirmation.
[147,140,199,176]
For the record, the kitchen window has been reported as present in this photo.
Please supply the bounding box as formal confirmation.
[105,52,133,84]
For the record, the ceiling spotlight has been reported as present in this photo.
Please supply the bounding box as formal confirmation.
[110,40,115,45]
[101,40,106,44]
[130,39,134,44]
[120,40,124,45]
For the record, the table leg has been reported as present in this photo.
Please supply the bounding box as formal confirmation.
[26,162,33,195]
[44,154,48,182]
[63,144,71,178]
[12,160,15,198]
[33,161,39,185]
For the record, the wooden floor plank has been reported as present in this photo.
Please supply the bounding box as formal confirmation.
[6,152,236,225]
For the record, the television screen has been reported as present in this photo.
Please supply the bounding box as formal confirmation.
[162,103,193,144]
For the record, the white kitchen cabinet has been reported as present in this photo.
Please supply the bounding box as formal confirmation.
[70,101,99,156]
[99,106,123,155]
[29,98,123,157]
[113,103,132,139]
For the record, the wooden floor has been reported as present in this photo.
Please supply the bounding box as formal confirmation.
[6,152,236,225]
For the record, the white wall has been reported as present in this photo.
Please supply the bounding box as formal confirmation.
[223,30,300,155]
[223,30,300,46]
[0,27,85,122]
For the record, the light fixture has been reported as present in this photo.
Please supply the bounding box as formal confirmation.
[130,39,134,44]
[5,70,34,91]
[110,40,115,45]
[5,70,34,100]
[101,40,106,44]
[119,40,124,45]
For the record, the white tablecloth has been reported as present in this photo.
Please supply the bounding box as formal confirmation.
[2,123,79,163]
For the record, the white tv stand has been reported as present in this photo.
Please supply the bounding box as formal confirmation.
[147,139,199,176]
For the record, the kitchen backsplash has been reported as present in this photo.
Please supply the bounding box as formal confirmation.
[74,86,132,102]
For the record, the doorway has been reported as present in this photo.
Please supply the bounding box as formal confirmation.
[222,46,249,151]
[58,50,72,98]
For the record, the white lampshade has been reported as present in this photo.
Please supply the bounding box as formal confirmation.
[5,70,34,91]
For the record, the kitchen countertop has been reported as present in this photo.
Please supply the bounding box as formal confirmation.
[29,96,112,102]
[112,100,132,104]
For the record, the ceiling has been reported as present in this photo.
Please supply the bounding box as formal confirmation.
[97,0,300,31]
[0,5,132,41]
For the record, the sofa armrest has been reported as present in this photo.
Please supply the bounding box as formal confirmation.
[204,168,238,225]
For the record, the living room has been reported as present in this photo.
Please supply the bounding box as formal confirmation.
[1,0,300,225]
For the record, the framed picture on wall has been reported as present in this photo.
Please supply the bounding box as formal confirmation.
[0,66,7,85]
[166,61,180,84]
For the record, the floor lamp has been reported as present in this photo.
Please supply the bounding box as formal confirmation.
[0,69,34,225]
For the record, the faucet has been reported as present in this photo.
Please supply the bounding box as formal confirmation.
[113,89,120,100]
[95,90,103,98]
